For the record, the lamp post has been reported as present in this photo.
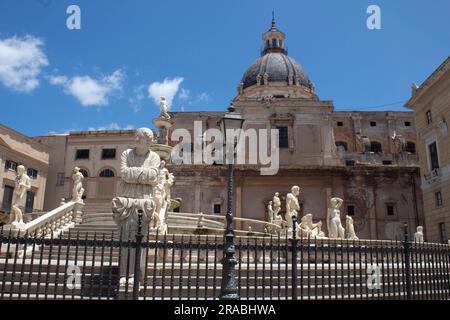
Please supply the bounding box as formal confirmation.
[219,108,244,300]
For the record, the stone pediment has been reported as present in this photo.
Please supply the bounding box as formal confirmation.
[0,135,11,149]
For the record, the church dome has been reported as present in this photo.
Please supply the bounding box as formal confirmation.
[238,17,315,95]
[241,52,311,89]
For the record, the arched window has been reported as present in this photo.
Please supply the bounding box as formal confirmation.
[79,168,89,178]
[335,141,348,152]
[99,169,115,178]
[370,142,382,153]
[406,142,416,154]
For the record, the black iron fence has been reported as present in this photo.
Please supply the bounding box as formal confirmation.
[0,225,449,300]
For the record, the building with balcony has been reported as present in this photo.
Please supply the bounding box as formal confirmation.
[0,124,49,221]
[406,56,450,243]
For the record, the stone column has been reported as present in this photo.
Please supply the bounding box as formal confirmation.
[0,157,4,207]
[351,114,362,152]
[194,177,201,213]
[366,186,377,239]
[386,113,396,153]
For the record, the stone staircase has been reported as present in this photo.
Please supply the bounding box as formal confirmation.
[1,251,447,300]
[0,200,448,300]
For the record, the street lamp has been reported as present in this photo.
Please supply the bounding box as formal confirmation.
[219,108,244,300]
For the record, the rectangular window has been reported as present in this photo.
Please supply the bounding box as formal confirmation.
[386,205,395,216]
[102,148,117,160]
[426,110,432,125]
[75,149,90,160]
[56,173,65,186]
[347,205,355,216]
[27,168,38,179]
[337,121,344,127]
[1,185,14,212]
[345,160,356,167]
[370,121,377,127]
[25,190,35,213]
[428,142,440,170]
[277,126,289,148]
[213,204,221,214]
[439,223,446,244]
[4,160,18,171]
[404,121,411,127]
[382,160,393,165]
[435,191,443,207]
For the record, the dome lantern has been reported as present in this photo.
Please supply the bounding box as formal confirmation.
[262,15,286,55]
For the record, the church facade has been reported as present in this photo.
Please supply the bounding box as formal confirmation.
[167,19,423,240]
[8,19,424,240]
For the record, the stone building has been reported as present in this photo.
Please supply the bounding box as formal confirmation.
[166,19,424,240]
[406,56,450,243]
[8,19,424,240]
[35,130,135,211]
[0,124,49,220]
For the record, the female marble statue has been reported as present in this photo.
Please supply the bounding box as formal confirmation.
[159,96,170,119]
[414,226,424,243]
[273,192,281,217]
[327,197,345,239]
[298,213,326,239]
[345,216,359,240]
[10,165,31,225]
[267,201,274,223]
[72,167,85,202]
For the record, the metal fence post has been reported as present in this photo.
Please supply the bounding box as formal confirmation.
[403,223,412,300]
[291,215,298,300]
[133,210,144,300]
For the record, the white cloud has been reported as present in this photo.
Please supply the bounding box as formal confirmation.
[49,69,125,106]
[179,88,190,101]
[87,123,134,131]
[0,35,49,92]
[148,77,183,106]
[49,123,134,134]
[128,85,146,112]
[196,92,211,103]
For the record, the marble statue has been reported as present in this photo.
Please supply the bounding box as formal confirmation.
[256,74,262,86]
[286,186,300,230]
[267,201,274,223]
[159,97,170,120]
[327,197,345,239]
[273,192,281,217]
[9,165,31,226]
[345,216,359,240]
[263,72,269,85]
[298,214,326,239]
[414,226,424,243]
[391,131,406,153]
[72,167,85,203]
[112,128,162,286]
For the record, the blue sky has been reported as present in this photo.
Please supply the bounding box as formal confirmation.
[0,0,449,136]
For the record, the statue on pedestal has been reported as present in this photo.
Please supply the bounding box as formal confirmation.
[327,197,345,239]
[286,186,300,230]
[112,128,162,286]
[267,201,274,223]
[345,216,359,240]
[414,226,424,243]
[72,167,85,203]
[298,213,326,239]
[273,192,281,217]
[9,165,31,226]
[159,96,170,120]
